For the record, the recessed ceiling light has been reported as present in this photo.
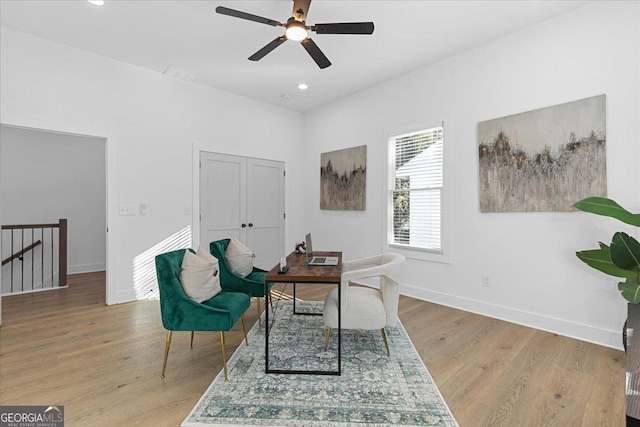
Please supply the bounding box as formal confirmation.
[87,0,104,5]
[297,83,308,90]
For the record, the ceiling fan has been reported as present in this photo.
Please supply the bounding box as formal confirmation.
[215,0,374,69]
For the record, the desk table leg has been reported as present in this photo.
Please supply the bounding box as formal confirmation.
[265,280,270,373]
[264,279,340,375]
[338,281,341,375]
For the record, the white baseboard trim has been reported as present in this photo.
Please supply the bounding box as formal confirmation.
[116,289,137,304]
[400,283,623,351]
[68,262,106,275]
[1,285,69,297]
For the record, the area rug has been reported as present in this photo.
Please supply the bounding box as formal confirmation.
[182,301,458,427]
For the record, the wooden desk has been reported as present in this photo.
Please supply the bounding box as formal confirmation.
[264,251,342,375]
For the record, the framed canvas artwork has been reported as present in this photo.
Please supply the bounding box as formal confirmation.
[478,94,606,212]
[320,145,366,211]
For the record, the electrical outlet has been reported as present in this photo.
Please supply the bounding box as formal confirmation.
[119,204,136,216]
[482,276,491,287]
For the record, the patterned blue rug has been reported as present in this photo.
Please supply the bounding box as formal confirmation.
[182,301,458,427]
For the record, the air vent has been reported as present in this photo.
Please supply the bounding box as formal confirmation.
[162,67,198,82]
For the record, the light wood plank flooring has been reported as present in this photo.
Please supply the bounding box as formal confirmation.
[0,272,625,426]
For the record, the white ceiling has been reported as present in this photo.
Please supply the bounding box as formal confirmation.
[0,0,590,112]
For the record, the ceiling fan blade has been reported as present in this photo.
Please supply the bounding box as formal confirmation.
[215,6,282,27]
[291,0,311,22]
[301,38,331,69]
[248,36,287,61]
[312,22,375,35]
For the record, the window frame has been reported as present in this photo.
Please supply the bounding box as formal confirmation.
[382,118,452,264]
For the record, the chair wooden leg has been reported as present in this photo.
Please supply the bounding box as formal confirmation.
[161,331,172,378]
[241,314,249,345]
[324,327,332,352]
[256,297,262,332]
[190,331,195,349]
[381,328,390,357]
[268,289,274,309]
[219,331,228,381]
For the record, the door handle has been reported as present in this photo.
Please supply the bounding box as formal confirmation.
[248,223,254,227]
[241,223,247,228]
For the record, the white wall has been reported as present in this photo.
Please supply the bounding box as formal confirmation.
[303,1,640,349]
[1,126,106,281]
[0,27,306,304]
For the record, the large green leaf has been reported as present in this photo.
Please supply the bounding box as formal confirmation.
[618,278,640,304]
[573,197,640,226]
[576,247,639,278]
[611,232,640,271]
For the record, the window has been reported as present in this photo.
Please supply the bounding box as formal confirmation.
[387,125,444,254]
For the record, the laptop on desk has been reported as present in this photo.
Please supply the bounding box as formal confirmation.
[305,233,339,266]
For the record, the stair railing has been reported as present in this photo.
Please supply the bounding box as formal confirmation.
[1,219,67,295]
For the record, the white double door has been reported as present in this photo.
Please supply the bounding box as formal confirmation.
[200,152,285,270]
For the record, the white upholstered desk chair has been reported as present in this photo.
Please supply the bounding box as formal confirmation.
[322,253,405,356]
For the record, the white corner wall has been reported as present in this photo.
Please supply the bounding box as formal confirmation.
[303,1,640,349]
[0,27,306,305]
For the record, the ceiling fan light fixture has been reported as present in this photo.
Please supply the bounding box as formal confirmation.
[215,4,374,69]
[285,22,307,41]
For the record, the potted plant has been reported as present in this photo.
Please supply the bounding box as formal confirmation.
[574,197,640,350]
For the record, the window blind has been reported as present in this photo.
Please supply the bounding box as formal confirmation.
[390,126,444,252]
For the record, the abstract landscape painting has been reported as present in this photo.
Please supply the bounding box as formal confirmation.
[478,94,606,212]
[320,145,366,210]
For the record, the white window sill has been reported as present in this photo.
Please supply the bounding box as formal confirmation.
[387,243,451,264]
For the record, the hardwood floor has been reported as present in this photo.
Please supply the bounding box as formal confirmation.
[0,272,625,426]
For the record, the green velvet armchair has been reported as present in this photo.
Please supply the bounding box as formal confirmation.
[209,239,273,330]
[155,248,251,381]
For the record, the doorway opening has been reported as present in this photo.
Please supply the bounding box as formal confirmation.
[0,124,108,317]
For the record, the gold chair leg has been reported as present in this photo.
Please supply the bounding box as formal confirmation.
[381,328,390,357]
[241,314,249,345]
[256,297,262,332]
[161,331,172,378]
[324,327,332,352]
[190,331,195,349]
[219,331,228,381]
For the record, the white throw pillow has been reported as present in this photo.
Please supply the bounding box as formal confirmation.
[179,248,221,303]
[225,238,254,277]
[196,246,219,265]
